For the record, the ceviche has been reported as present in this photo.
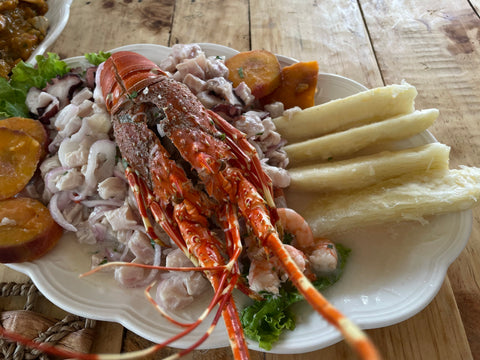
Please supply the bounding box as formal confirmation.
[0,0,49,78]
[0,44,354,356]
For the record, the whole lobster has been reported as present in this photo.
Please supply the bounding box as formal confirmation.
[0,51,381,360]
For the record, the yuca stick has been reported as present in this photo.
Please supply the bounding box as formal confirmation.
[272,83,418,143]
[288,143,450,193]
[301,166,480,237]
[284,108,439,167]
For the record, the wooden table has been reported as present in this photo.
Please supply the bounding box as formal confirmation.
[2,0,480,359]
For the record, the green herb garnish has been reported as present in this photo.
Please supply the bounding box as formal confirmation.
[238,67,245,79]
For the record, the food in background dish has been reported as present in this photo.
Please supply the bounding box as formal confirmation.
[0,0,49,78]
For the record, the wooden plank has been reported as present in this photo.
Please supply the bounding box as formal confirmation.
[122,331,265,359]
[249,0,383,88]
[264,280,471,360]
[359,1,480,358]
[169,0,250,50]
[447,208,480,357]
[470,0,480,13]
[91,321,124,354]
[49,0,175,58]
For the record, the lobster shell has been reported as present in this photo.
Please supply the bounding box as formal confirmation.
[100,51,166,113]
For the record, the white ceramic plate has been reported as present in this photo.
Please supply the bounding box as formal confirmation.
[27,0,73,64]
[8,44,472,354]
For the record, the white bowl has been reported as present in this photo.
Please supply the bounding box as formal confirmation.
[27,0,73,64]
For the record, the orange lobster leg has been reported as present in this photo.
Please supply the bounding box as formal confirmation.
[174,201,250,360]
[208,109,274,205]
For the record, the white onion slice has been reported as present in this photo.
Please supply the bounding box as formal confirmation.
[80,199,124,208]
[44,166,68,194]
[48,192,78,232]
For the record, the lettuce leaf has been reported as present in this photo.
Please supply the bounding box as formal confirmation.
[10,53,70,93]
[85,51,111,66]
[0,78,29,119]
[240,243,351,350]
[0,53,69,119]
[240,285,299,350]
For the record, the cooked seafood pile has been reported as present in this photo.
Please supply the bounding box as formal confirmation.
[28,45,306,298]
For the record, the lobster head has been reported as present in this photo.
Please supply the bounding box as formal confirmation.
[100,51,167,114]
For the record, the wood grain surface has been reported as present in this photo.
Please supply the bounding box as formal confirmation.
[1,0,479,359]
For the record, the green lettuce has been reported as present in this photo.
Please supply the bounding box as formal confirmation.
[240,244,351,350]
[0,53,70,119]
[0,78,29,119]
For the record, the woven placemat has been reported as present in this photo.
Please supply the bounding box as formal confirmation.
[0,281,96,360]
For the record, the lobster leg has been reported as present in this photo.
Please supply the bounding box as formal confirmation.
[174,201,250,360]
[125,166,169,247]
[207,109,274,207]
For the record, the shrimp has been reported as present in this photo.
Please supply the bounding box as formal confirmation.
[246,235,307,294]
[277,207,339,275]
